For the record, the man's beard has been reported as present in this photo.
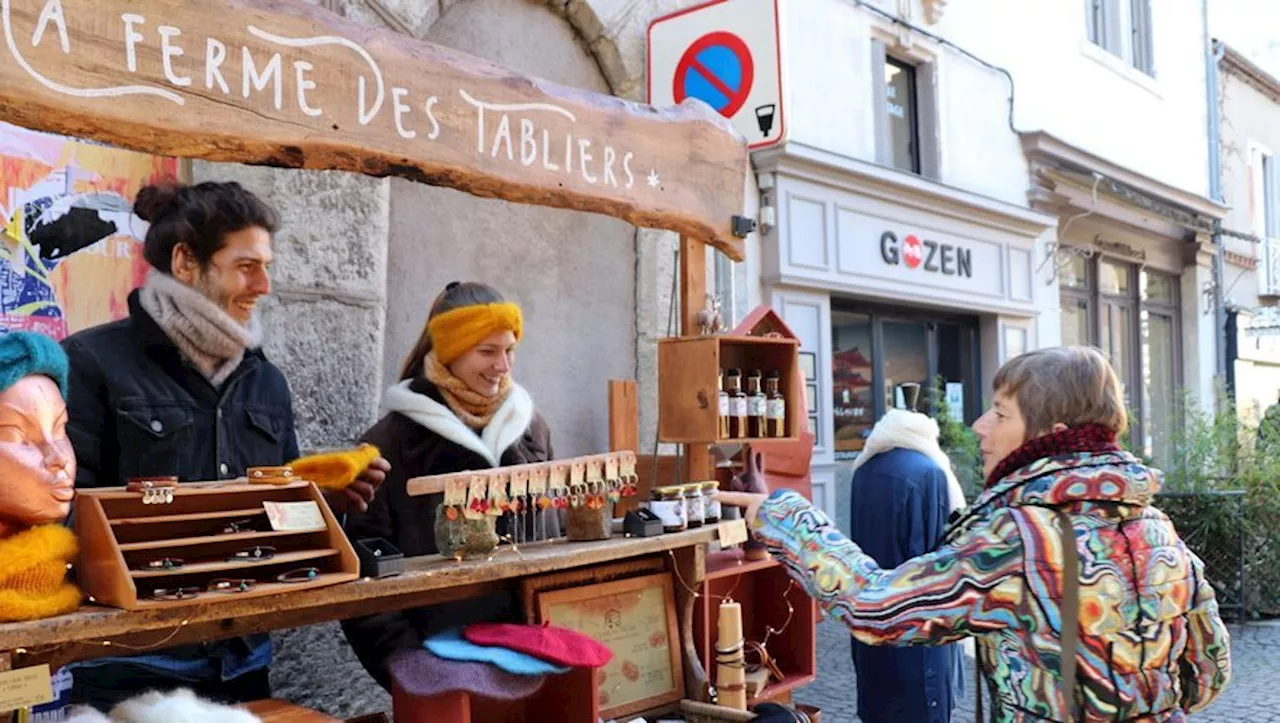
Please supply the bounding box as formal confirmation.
[192,272,249,326]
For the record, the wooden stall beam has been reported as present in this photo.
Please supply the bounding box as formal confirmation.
[680,236,715,482]
[0,0,748,259]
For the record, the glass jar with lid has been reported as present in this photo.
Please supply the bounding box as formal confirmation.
[683,484,705,529]
[649,486,686,533]
[701,481,722,523]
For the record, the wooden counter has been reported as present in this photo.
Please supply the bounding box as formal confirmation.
[0,526,721,672]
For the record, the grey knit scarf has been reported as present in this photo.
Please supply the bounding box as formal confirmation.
[138,271,262,386]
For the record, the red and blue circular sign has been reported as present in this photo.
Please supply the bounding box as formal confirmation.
[672,31,755,118]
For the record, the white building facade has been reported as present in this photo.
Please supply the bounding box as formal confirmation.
[1215,44,1280,430]
[735,0,1226,521]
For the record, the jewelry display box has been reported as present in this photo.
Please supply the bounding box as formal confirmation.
[74,480,359,610]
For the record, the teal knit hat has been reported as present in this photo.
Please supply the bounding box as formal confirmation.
[0,332,69,399]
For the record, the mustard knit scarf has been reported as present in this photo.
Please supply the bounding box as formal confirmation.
[0,524,81,622]
[424,351,513,430]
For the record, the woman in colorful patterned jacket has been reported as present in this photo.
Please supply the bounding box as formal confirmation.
[721,346,1231,722]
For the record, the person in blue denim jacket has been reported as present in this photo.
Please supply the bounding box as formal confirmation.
[61,181,388,711]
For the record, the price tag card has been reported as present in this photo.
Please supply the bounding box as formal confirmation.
[569,461,586,487]
[619,451,636,478]
[465,474,488,519]
[487,471,509,516]
[509,468,529,498]
[548,463,568,492]
[529,466,548,495]
[0,665,54,710]
[444,475,467,506]
[585,458,604,484]
[263,501,327,532]
[604,455,619,481]
[718,519,749,547]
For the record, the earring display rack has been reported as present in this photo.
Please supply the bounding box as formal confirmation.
[75,481,359,611]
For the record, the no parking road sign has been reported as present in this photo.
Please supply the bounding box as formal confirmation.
[649,0,785,149]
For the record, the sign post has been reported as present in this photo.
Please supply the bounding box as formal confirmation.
[648,0,785,150]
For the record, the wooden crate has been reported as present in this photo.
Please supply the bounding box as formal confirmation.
[657,336,802,444]
[392,667,598,723]
[692,550,817,706]
[74,481,359,610]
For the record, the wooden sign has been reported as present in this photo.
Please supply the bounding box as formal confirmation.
[535,572,683,719]
[0,0,749,259]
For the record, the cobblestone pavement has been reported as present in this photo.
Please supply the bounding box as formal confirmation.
[794,618,1280,722]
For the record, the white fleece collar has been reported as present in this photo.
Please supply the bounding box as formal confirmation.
[382,379,534,467]
[848,409,968,513]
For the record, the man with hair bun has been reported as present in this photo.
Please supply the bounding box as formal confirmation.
[61,181,389,710]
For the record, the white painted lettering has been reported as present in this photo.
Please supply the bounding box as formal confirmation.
[33,0,69,54]
[241,47,282,111]
[491,114,513,161]
[578,139,597,184]
[541,129,558,171]
[519,119,537,167]
[115,240,131,259]
[564,132,572,175]
[293,61,321,116]
[424,96,441,140]
[602,146,618,188]
[156,26,190,87]
[358,76,382,126]
[121,14,145,73]
[205,37,229,93]
[623,152,634,189]
[391,87,414,138]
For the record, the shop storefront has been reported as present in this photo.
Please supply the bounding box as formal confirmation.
[752,143,1057,521]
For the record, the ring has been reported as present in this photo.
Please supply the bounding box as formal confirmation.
[276,567,320,583]
[140,557,184,570]
[220,519,257,535]
[226,545,276,562]
[207,578,256,594]
[146,586,200,601]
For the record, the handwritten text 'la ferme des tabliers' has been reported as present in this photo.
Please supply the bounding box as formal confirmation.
[17,3,642,189]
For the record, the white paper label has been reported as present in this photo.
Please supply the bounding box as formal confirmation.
[767,398,786,420]
[650,499,685,529]
[0,665,54,710]
[685,494,705,523]
[750,397,767,417]
[263,501,327,532]
[731,397,747,417]
[719,394,730,416]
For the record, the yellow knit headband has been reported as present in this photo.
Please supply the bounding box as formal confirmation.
[428,302,524,366]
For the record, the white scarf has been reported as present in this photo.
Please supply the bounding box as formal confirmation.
[848,409,967,513]
[138,271,262,386]
[382,378,534,467]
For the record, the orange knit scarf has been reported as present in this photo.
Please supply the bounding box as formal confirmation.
[424,352,513,430]
[0,524,81,622]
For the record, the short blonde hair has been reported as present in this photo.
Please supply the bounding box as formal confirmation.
[992,346,1128,438]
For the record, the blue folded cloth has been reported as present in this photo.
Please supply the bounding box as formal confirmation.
[424,628,570,676]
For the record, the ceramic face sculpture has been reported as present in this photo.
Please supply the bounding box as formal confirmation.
[0,374,75,538]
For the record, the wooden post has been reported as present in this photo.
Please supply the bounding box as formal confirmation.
[679,236,715,482]
[608,379,642,516]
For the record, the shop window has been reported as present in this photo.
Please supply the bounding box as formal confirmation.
[831,305,979,460]
[1058,255,1182,463]
[883,57,920,174]
[1250,145,1280,297]
[1085,0,1154,76]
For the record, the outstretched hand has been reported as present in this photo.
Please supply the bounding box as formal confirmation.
[325,456,390,514]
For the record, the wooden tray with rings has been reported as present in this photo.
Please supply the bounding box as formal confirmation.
[74,478,359,610]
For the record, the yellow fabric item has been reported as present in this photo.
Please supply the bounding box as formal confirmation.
[0,524,81,622]
[428,302,523,366]
[424,351,512,429]
[291,443,382,491]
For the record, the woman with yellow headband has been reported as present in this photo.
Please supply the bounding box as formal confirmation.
[340,281,558,691]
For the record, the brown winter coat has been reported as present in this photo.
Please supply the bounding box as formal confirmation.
[340,375,555,689]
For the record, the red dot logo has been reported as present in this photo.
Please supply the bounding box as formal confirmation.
[903,235,923,269]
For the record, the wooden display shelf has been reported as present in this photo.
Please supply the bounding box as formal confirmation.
[693,549,817,706]
[657,335,802,445]
[74,481,358,611]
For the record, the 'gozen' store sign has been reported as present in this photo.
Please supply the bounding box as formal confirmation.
[834,211,1005,299]
[879,231,973,278]
[0,0,749,258]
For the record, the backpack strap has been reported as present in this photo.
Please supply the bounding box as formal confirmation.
[1054,509,1081,723]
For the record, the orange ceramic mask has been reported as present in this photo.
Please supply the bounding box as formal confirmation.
[0,375,75,538]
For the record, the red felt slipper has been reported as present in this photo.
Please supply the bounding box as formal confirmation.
[463,623,613,668]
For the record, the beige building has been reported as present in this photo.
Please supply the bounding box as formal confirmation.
[1215,43,1280,430]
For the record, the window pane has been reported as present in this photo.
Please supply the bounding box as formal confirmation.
[884,58,919,174]
[1099,260,1131,296]
[1145,313,1177,466]
[1101,303,1135,411]
[883,320,930,412]
[1061,254,1090,289]
[1061,297,1092,346]
[1142,270,1176,304]
[832,312,873,454]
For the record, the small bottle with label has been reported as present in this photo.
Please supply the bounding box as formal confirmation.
[766,370,786,437]
[746,370,766,438]
[727,369,747,439]
[701,480,722,523]
[718,370,730,439]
